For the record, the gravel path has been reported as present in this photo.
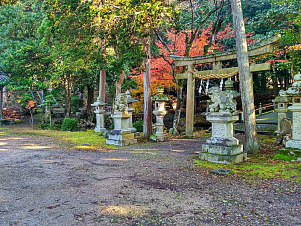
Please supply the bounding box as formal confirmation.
[0,133,300,225]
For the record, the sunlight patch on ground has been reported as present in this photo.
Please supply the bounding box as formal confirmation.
[130,150,159,155]
[0,149,9,151]
[7,137,25,140]
[103,158,129,161]
[22,144,52,150]
[0,142,7,146]
[0,132,6,135]
[0,196,8,202]
[98,205,148,216]
[170,149,185,153]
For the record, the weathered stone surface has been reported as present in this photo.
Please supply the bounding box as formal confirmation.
[210,168,232,175]
[285,140,301,149]
[200,111,245,164]
[106,93,137,146]
[202,143,243,156]
[275,118,292,145]
[199,152,247,164]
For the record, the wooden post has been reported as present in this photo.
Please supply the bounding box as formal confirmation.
[186,64,195,136]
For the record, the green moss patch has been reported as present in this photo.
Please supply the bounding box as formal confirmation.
[1,126,114,151]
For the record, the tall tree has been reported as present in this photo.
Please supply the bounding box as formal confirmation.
[156,0,229,134]
[230,0,260,153]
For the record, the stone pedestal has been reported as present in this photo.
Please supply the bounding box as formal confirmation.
[91,97,106,133]
[200,112,246,164]
[153,111,166,141]
[106,112,137,146]
[106,93,137,146]
[286,104,301,149]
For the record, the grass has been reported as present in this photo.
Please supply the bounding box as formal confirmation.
[194,134,301,182]
[1,125,115,151]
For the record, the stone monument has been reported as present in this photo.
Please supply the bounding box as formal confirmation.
[152,87,169,141]
[91,96,106,133]
[200,80,246,164]
[106,93,137,146]
[125,90,137,133]
[283,72,301,149]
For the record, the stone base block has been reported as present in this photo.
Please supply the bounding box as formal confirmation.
[200,144,246,164]
[94,127,106,133]
[106,129,137,146]
[285,139,301,149]
[155,134,167,142]
[206,137,239,146]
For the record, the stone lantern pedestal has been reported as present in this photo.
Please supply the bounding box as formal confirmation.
[200,82,246,164]
[200,112,246,164]
[125,90,137,133]
[273,94,290,134]
[91,96,106,133]
[152,87,169,141]
[106,93,137,146]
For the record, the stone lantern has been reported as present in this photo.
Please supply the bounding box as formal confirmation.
[125,90,137,133]
[91,96,106,133]
[273,94,290,134]
[283,72,301,149]
[152,87,169,141]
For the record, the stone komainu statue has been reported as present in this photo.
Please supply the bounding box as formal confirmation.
[208,87,239,113]
[114,93,127,112]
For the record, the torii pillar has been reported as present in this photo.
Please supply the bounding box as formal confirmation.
[186,64,195,136]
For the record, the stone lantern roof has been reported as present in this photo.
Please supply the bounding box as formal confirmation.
[152,87,169,101]
[273,95,290,103]
[91,96,105,106]
[284,72,301,96]
[125,90,137,104]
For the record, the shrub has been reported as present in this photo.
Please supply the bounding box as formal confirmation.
[61,118,78,131]
[133,119,143,132]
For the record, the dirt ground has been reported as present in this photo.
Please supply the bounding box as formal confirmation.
[0,129,300,226]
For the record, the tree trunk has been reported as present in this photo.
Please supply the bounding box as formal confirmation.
[86,84,94,121]
[230,0,260,153]
[143,36,152,138]
[272,74,278,96]
[170,80,183,134]
[64,74,73,118]
[115,70,125,96]
[99,70,106,102]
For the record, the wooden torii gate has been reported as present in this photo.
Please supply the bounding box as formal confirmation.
[170,35,281,136]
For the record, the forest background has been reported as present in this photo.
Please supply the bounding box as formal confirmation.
[0,0,300,138]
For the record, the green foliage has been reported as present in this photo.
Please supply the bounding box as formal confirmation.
[133,119,143,132]
[20,93,33,111]
[272,154,296,162]
[61,118,78,132]
[71,94,81,113]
